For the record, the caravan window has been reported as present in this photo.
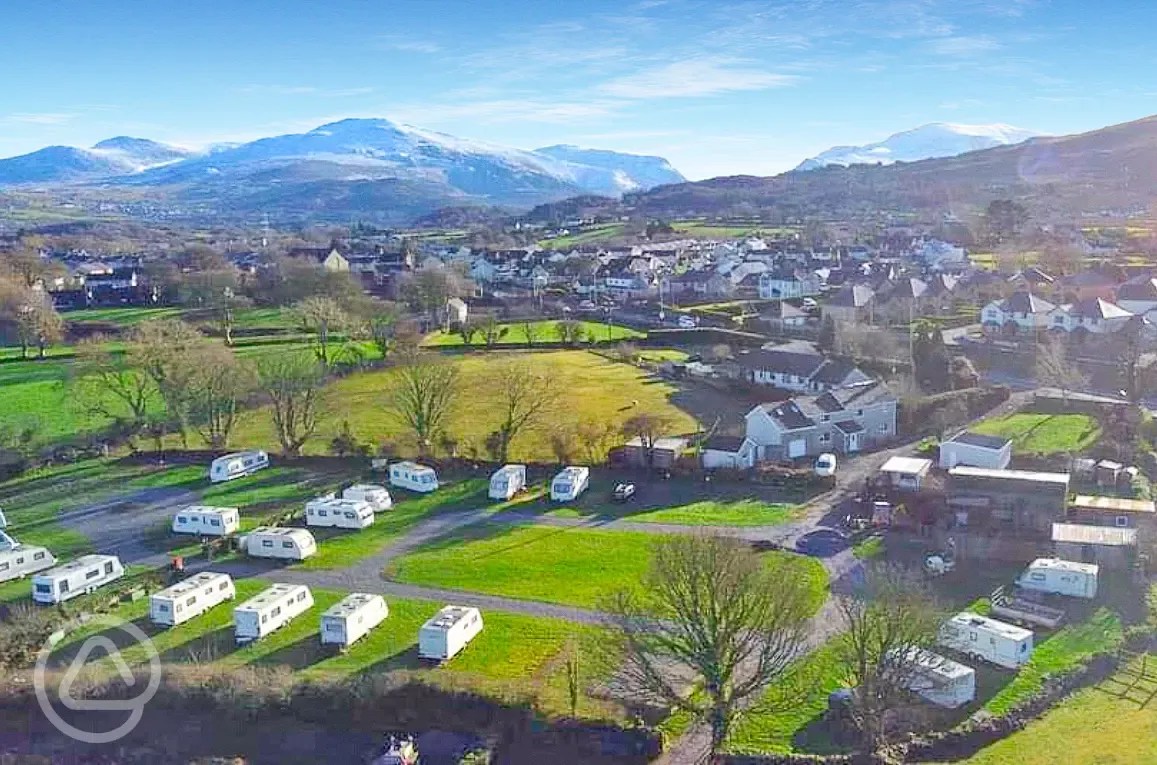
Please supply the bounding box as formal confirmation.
[60,581,70,593]
[261,614,267,623]
[33,552,45,560]
[1030,572,1046,582]
[296,592,306,602]
[270,606,281,618]
[218,581,230,591]
[262,540,274,548]
[0,563,8,572]
[317,509,328,517]
[210,519,220,527]
[186,596,197,607]
[86,569,100,580]
[157,603,170,612]
[15,557,22,565]
[177,516,187,524]
[345,512,356,519]
[104,562,114,575]
[282,541,293,549]
[35,583,51,594]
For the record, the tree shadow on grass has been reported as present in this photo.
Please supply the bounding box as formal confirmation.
[250,633,334,671]
[159,625,240,664]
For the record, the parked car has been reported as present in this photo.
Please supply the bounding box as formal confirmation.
[814,453,837,477]
[677,315,698,329]
[613,483,636,501]
[801,298,819,311]
[578,300,597,311]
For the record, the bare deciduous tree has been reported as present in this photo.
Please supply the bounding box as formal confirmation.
[556,319,586,346]
[835,562,943,749]
[386,350,460,457]
[607,534,813,757]
[128,319,211,448]
[491,360,560,463]
[521,319,540,348]
[293,295,349,366]
[69,336,156,436]
[257,352,328,457]
[190,345,253,449]
[621,412,674,470]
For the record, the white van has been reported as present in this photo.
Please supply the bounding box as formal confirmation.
[0,537,56,584]
[418,605,484,661]
[171,506,240,537]
[233,583,314,644]
[242,527,317,561]
[1016,558,1098,599]
[342,484,392,512]
[489,465,527,501]
[32,554,125,605]
[389,461,438,493]
[209,450,270,483]
[938,612,1034,669]
[550,466,590,502]
[150,572,236,627]
[320,592,389,648]
[305,498,374,530]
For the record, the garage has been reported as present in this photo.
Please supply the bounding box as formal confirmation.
[788,438,807,458]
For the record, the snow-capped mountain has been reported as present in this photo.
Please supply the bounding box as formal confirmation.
[534,145,684,192]
[796,123,1040,171]
[90,137,193,170]
[0,138,193,184]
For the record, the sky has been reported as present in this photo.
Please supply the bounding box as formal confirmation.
[2,0,1157,180]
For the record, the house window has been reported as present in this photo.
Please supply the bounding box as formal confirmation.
[1115,515,1130,528]
[819,433,831,443]
[1053,316,1064,324]
[879,424,890,433]
[856,409,863,416]
[822,415,830,422]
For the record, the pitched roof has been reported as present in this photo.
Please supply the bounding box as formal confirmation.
[1000,291,1056,314]
[828,284,875,308]
[763,301,808,320]
[759,400,814,430]
[734,343,825,377]
[1008,267,1054,285]
[887,277,929,300]
[949,431,1011,450]
[811,359,872,387]
[1117,276,1157,301]
[703,435,747,452]
[834,419,865,434]
[1065,298,1132,320]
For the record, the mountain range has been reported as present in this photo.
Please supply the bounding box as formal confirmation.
[796,123,1040,171]
[0,119,685,222]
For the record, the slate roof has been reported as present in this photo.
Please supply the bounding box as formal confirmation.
[828,284,875,308]
[759,400,814,429]
[834,419,865,434]
[763,301,808,320]
[1117,277,1157,301]
[999,291,1056,314]
[734,344,825,377]
[1064,298,1132,320]
[950,431,1011,450]
[811,359,872,387]
[703,435,747,452]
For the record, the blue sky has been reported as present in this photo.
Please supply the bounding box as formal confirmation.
[2,0,1156,179]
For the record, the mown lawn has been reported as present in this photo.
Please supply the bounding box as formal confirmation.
[537,223,626,248]
[963,655,1157,765]
[972,412,1101,455]
[423,320,643,347]
[390,524,829,612]
[48,578,620,719]
[230,350,697,461]
[625,499,804,527]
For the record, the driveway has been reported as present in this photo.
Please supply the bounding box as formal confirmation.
[57,487,199,567]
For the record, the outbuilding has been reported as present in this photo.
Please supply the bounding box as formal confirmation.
[701,436,757,471]
[150,572,236,627]
[1052,522,1136,569]
[879,456,933,491]
[389,461,439,493]
[1069,494,1157,541]
[233,583,314,643]
[938,612,1034,669]
[489,465,527,501]
[617,436,689,469]
[320,592,389,648]
[938,431,1012,470]
[418,605,484,661]
[171,506,240,537]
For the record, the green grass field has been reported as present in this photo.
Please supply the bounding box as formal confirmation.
[972,412,1101,455]
[537,223,626,248]
[230,350,698,461]
[963,655,1157,765]
[389,524,829,612]
[625,499,803,527]
[422,320,643,347]
[62,307,185,327]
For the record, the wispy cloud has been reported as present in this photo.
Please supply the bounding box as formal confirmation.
[925,35,1001,56]
[599,58,800,99]
[377,35,441,54]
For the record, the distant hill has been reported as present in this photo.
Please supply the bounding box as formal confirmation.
[627,114,1157,221]
[796,123,1038,171]
[0,138,192,184]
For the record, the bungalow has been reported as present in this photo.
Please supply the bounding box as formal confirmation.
[913,239,967,270]
[1060,270,1119,302]
[732,341,871,392]
[1007,268,1055,293]
[1047,298,1133,335]
[758,269,822,300]
[743,380,898,460]
[981,291,1056,333]
[822,284,875,324]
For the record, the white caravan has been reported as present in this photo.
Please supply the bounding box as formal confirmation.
[0,531,56,583]
[150,572,236,627]
[32,554,125,605]
[0,507,7,528]
[209,450,270,483]
[242,527,317,561]
[342,484,393,512]
[550,466,590,502]
[938,612,1034,669]
[233,583,314,644]
[489,465,527,501]
[1016,558,1098,599]
[888,647,976,708]
[418,605,484,661]
[389,461,438,493]
[320,592,389,648]
[171,506,240,537]
[305,498,375,530]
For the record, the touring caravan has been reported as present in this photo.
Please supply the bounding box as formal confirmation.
[242,527,317,561]
[1016,558,1098,599]
[342,484,393,512]
[938,612,1034,669]
[305,498,375,530]
[320,592,389,648]
[209,450,270,483]
[418,605,484,661]
[389,462,438,493]
[150,572,236,627]
[0,507,7,528]
[171,506,240,537]
[32,554,125,605]
[0,531,56,584]
[887,647,976,708]
[489,465,527,501]
[550,466,590,502]
[233,583,314,644]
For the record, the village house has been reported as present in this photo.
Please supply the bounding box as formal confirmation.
[981,291,1056,333]
[730,341,872,392]
[1116,276,1157,315]
[758,268,823,300]
[287,246,350,272]
[1059,269,1120,302]
[823,284,875,324]
[1047,298,1134,335]
[760,300,811,330]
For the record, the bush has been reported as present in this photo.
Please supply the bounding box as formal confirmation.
[898,386,1010,437]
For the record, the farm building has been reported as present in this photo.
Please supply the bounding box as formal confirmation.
[1052,522,1137,569]
[320,593,389,648]
[878,456,933,491]
[550,466,590,502]
[209,450,269,483]
[616,436,689,469]
[243,527,317,561]
[489,465,527,500]
[1069,495,1157,540]
[419,605,484,661]
[938,612,1034,669]
[172,506,240,536]
[32,554,125,605]
[389,462,439,493]
[947,467,1070,533]
[234,584,314,644]
[938,431,1012,470]
[701,436,757,470]
[150,572,236,627]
